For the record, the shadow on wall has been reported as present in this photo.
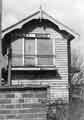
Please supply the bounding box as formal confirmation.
[1,69,61,86]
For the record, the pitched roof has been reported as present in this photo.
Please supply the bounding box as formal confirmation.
[2,8,79,39]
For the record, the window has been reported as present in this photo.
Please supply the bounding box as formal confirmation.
[24,38,35,66]
[12,38,23,66]
[37,39,53,65]
[11,33,56,66]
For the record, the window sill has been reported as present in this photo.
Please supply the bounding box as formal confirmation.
[11,65,56,71]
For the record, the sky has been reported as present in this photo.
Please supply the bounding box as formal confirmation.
[2,0,83,55]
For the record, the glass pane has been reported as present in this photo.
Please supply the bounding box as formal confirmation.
[12,55,23,66]
[37,39,53,55]
[37,39,53,65]
[38,57,53,65]
[24,38,35,65]
[11,38,23,66]
[24,57,35,66]
[24,38,35,55]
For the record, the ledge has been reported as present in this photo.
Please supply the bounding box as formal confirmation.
[0,84,49,92]
[11,66,56,71]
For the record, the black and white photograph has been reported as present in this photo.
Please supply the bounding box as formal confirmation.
[0,0,82,119]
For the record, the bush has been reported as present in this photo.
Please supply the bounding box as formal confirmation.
[47,103,68,120]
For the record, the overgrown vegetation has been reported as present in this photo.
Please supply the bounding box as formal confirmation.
[46,47,84,120]
[47,103,68,120]
[69,47,84,120]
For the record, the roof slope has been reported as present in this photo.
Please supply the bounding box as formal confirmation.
[2,8,79,39]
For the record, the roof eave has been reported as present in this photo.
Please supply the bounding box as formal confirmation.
[2,9,79,40]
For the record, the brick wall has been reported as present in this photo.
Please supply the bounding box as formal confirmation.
[0,87,47,120]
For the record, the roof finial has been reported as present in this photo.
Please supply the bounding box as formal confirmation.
[39,0,43,21]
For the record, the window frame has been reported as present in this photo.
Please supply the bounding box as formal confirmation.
[11,33,56,67]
